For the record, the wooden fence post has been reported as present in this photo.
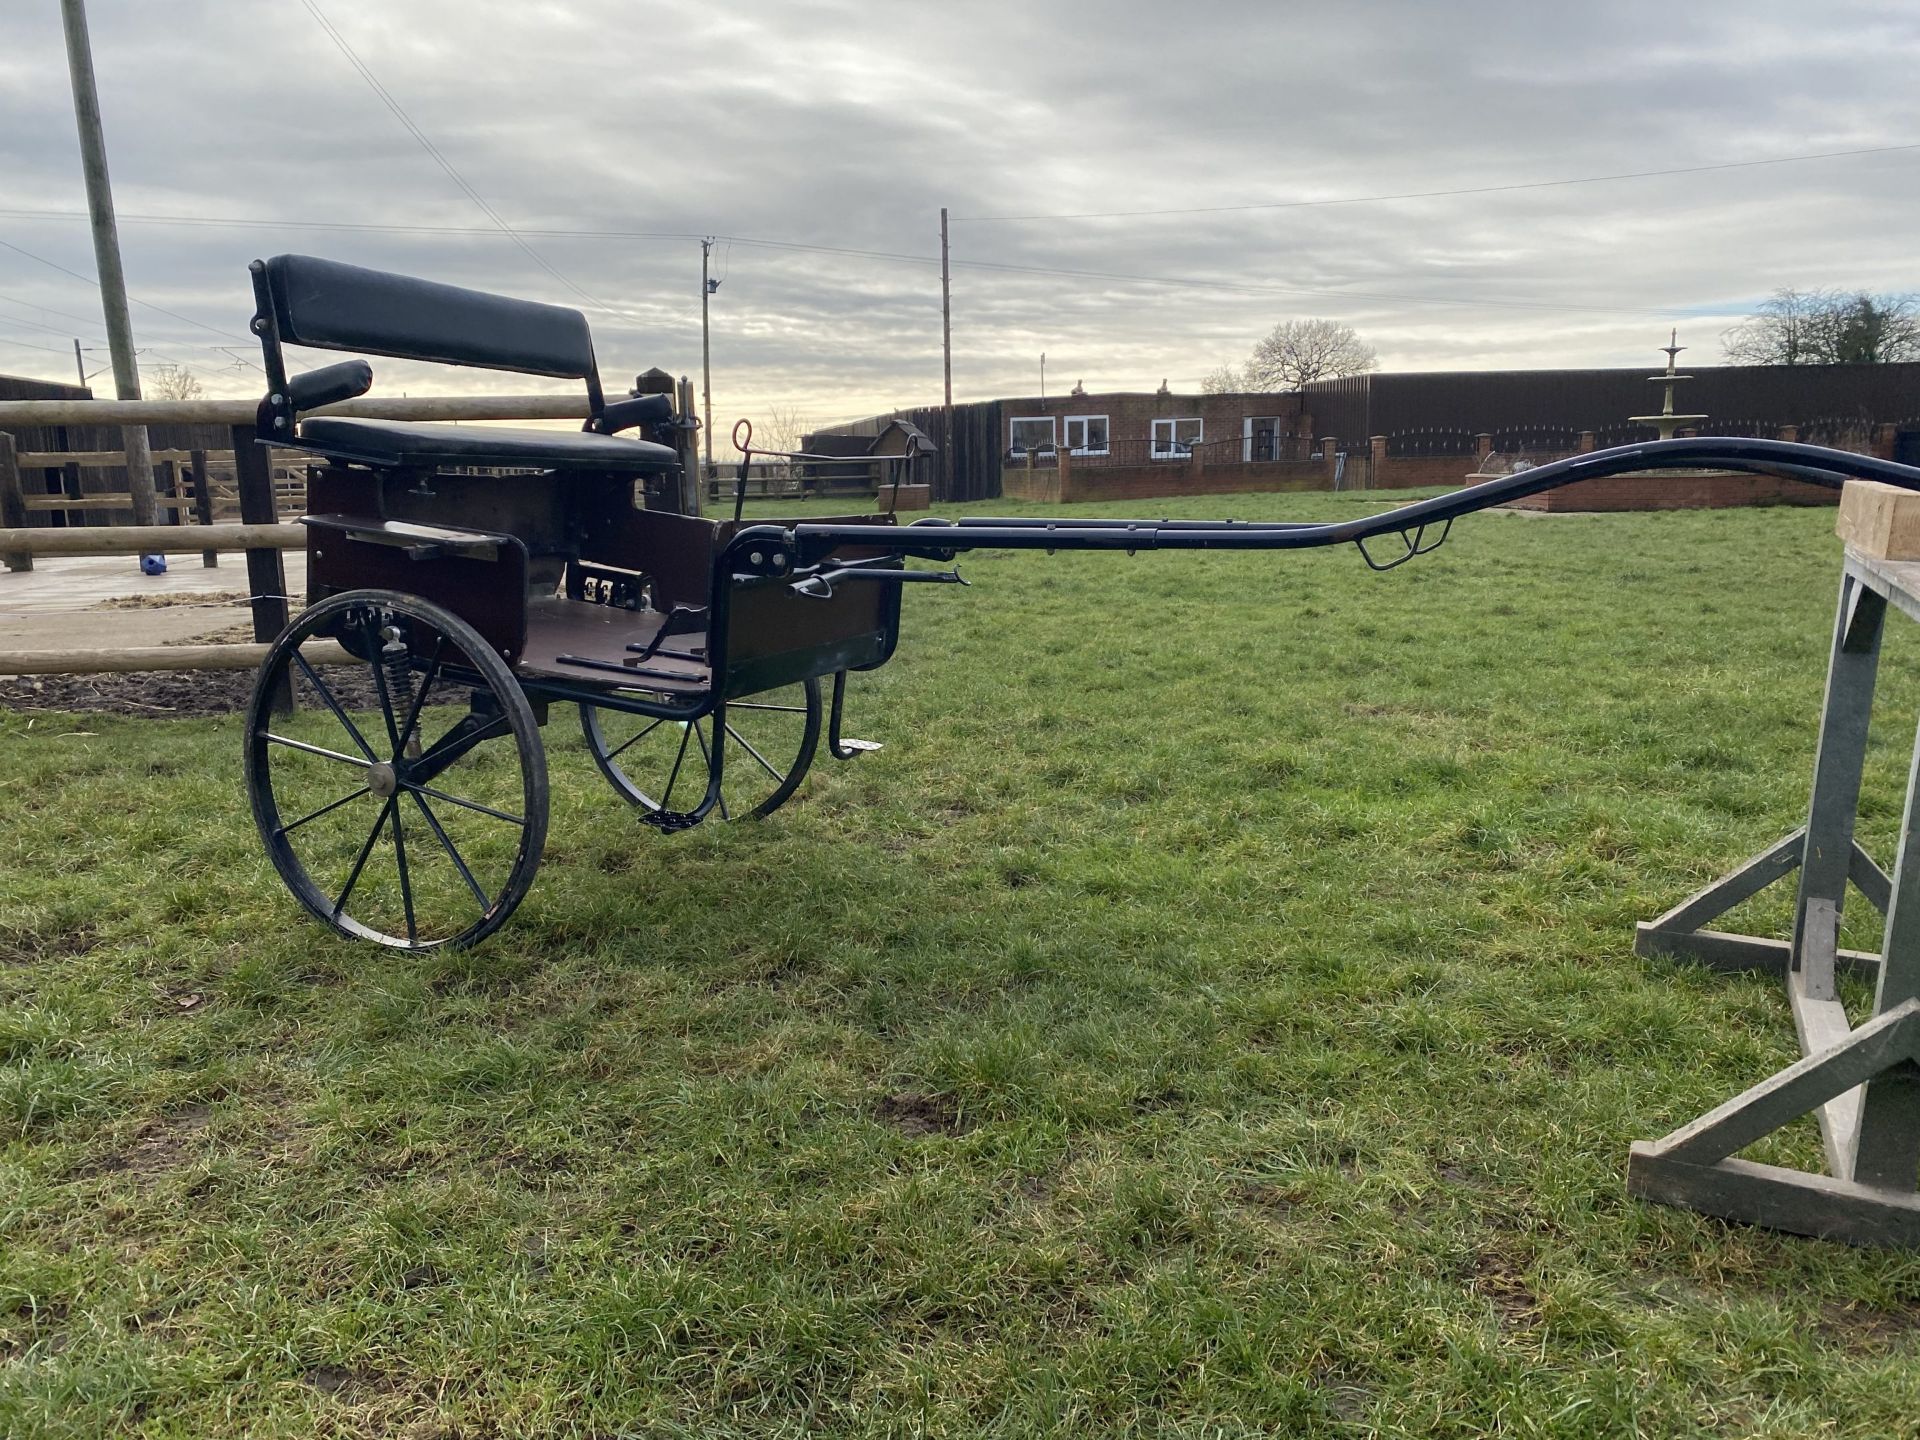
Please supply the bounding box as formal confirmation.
[62,460,85,527]
[0,434,30,572]
[189,449,216,567]
[232,423,292,713]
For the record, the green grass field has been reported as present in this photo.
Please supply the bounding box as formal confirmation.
[5,489,1920,1437]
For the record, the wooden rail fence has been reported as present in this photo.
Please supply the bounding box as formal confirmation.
[0,392,594,690]
[0,392,591,574]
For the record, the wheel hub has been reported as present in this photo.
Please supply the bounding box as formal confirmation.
[366,760,399,798]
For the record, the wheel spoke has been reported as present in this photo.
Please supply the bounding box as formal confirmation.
[694,722,729,820]
[333,796,395,918]
[291,651,376,761]
[389,799,417,944]
[264,732,367,767]
[274,784,370,838]
[408,790,491,913]
[726,723,786,783]
[603,714,667,762]
[400,781,525,827]
[662,721,694,807]
[396,636,446,757]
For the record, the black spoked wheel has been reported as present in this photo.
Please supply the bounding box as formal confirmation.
[244,589,549,950]
[579,679,822,824]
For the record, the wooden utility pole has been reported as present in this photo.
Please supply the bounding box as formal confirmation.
[72,338,86,388]
[700,237,715,485]
[58,0,157,529]
[940,207,953,500]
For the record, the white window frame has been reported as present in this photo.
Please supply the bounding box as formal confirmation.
[1063,414,1109,456]
[1151,417,1204,459]
[1008,415,1057,455]
[1243,416,1283,462]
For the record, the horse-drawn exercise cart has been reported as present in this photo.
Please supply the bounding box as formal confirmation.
[244,255,907,949]
[244,254,1920,955]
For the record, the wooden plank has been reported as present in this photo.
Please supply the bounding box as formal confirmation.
[1846,551,1920,631]
[190,449,217,568]
[13,447,311,468]
[0,640,351,675]
[1790,964,1864,1178]
[1644,829,1803,934]
[22,494,196,512]
[1633,924,1882,981]
[1851,841,1892,914]
[1627,1147,1920,1249]
[1838,480,1920,560]
[0,523,302,555]
[1650,998,1920,1165]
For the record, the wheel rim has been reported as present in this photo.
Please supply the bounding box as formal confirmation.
[580,678,821,823]
[244,590,548,950]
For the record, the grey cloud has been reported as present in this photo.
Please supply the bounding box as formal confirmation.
[1,0,1916,433]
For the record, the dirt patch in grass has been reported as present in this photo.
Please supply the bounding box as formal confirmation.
[875,1091,973,1138]
[90,1103,214,1182]
[0,921,100,967]
[0,669,259,718]
[1470,1243,1541,1327]
[301,1363,397,1397]
[0,660,463,719]
[1819,1299,1920,1346]
[99,592,252,611]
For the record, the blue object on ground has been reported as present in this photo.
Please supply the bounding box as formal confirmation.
[140,553,168,576]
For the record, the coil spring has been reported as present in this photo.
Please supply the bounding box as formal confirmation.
[380,634,414,740]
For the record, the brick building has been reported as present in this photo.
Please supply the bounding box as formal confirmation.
[998,387,1314,465]
[814,360,1920,503]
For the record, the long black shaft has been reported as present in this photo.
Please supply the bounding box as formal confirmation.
[749,439,1920,569]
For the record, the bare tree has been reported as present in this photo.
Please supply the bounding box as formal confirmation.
[754,404,808,455]
[145,363,203,400]
[1242,319,1377,391]
[1199,364,1244,394]
[1722,288,1920,366]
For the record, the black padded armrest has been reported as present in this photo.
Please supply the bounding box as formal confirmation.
[287,359,373,413]
[592,393,674,435]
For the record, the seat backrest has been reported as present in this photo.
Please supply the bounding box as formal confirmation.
[258,254,596,378]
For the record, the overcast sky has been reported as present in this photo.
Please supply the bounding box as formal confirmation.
[1,0,1917,431]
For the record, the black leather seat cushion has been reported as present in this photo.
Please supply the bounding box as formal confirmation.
[297,417,676,472]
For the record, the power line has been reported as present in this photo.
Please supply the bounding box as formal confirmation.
[0,307,93,340]
[0,288,110,335]
[0,207,1676,317]
[0,234,254,347]
[298,0,635,321]
[0,206,710,243]
[944,255,1668,317]
[951,140,1920,223]
[0,334,76,355]
[0,205,932,268]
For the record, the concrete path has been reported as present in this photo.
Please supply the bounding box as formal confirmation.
[0,553,308,649]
